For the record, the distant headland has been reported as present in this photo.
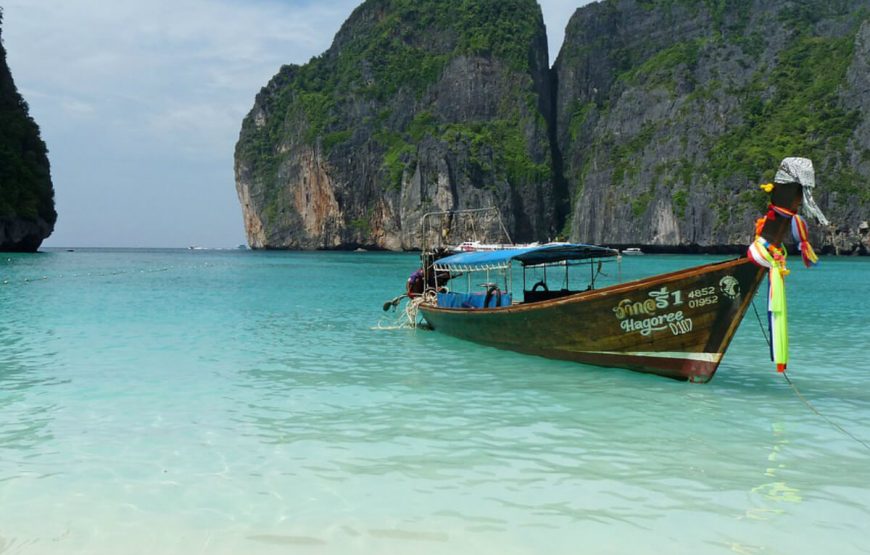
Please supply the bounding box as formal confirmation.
[0,9,56,252]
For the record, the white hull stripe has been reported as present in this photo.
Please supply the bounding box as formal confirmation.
[581,351,723,363]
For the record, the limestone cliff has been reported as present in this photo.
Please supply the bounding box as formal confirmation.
[235,0,560,249]
[555,0,870,253]
[237,0,870,253]
[0,10,55,252]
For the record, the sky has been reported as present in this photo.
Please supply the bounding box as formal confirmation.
[2,0,590,248]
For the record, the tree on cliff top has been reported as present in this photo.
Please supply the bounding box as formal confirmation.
[0,8,56,225]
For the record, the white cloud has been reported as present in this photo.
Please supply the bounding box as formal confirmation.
[60,98,96,117]
[4,0,357,147]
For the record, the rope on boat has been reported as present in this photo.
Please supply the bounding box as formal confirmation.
[372,292,433,330]
[751,299,870,453]
[751,299,772,346]
[403,296,426,327]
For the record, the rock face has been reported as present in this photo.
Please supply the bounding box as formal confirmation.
[235,0,560,249]
[839,18,870,253]
[0,11,56,252]
[555,0,870,254]
[236,0,869,253]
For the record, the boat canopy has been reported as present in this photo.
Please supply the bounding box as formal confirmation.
[433,243,619,272]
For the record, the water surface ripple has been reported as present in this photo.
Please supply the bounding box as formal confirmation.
[1,250,868,554]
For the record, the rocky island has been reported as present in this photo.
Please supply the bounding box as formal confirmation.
[235,0,870,254]
[0,10,56,252]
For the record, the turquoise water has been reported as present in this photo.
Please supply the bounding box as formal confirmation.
[1,249,869,555]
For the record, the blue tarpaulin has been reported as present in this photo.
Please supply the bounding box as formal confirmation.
[437,291,513,309]
[433,243,618,271]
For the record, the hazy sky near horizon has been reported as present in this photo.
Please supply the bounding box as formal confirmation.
[3,0,591,248]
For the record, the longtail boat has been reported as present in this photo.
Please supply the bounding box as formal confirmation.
[399,158,827,383]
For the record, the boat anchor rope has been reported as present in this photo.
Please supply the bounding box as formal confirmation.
[751,300,870,453]
[373,291,435,330]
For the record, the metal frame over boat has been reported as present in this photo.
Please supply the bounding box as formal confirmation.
[401,158,825,382]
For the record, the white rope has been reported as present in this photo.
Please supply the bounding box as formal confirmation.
[372,291,435,330]
[404,296,426,327]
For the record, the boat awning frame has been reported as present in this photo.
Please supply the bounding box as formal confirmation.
[433,243,620,273]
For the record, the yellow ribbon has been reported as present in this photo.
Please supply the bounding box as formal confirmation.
[748,238,789,371]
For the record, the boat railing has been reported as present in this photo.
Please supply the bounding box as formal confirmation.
[431,252,621,308]
[419,207,512,253]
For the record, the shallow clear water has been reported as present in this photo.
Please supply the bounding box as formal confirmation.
[1,249,869,555]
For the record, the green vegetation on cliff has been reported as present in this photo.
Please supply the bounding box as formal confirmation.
[555,0,869,250]
[0,10,55,225]
[605,3,862,190]
[237,0,546,188]
[710,30,862,203]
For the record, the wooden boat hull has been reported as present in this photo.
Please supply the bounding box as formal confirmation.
[419,257,765,382]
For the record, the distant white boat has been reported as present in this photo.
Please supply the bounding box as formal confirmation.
[621,247,643,255]
[453,240,540,252]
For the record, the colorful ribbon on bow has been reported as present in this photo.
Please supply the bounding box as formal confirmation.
[791,213,819,267]
[751,161,829,373]
[749,182,825,372]
[754,201,819,268]
[747,238,789,372]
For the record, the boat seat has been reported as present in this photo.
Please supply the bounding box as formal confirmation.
[523,288,581,304]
